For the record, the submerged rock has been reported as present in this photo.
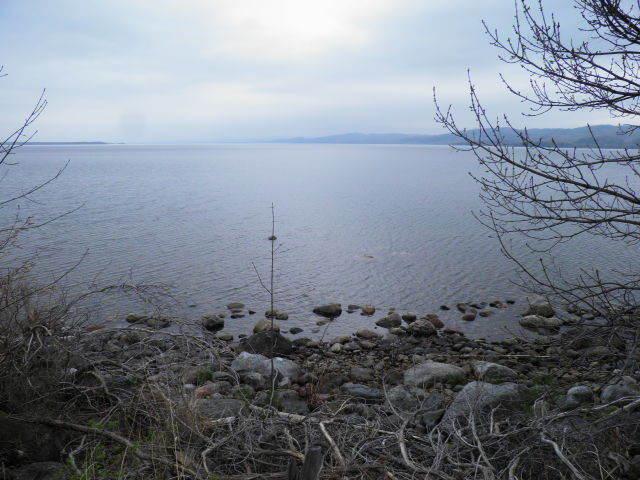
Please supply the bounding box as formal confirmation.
[227,302,245,310]
[524,295,555,317]
[202,314,225,332]
[253,319,280,333]
[313,303,342,318]
[519,315,562,331]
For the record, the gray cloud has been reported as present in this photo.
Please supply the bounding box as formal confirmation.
[0,1,611,142]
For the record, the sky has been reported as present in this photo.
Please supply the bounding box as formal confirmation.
[0,0,616,143]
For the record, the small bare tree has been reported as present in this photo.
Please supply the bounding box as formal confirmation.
[435,0,640,358]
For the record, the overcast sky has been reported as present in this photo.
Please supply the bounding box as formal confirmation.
[0,1,615,142]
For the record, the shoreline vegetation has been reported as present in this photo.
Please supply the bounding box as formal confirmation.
[2,295,639,479]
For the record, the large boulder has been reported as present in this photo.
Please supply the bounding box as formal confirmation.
[472,361,517,383]
[231,351,300,379]
[519,315,562,331]
[524,295,555,317]
[440,381,527,426]
[239,331,292,356]
[404,361,466,386]
[313,304,342,318]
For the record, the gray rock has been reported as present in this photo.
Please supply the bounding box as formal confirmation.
[376,313,402,328]
[196,398,245,419]
[350,367,374,382]
[215,332,233,341]
[145,316,171,329]
[341,382,383,401]
[441,381,527,425]
[330,343,342,353]
[276,389,309,415]
[240,372,266,390]
[404,361,466,386]
[562,385,594,410]
[386,385,444,413]
[461,313,476,321]
[227,302,245,310]
[601,382,639,404]
[289,327,303,334]
[125,313,147,324]
[230,351,300,379]
[202,314,225,332]
[356,329,381,340]
[472,361,517,383]
[519,315,562,331]
[239,331,292,356]
[406,318,437,337]
[313,303,342,318]
[524,295,555,317]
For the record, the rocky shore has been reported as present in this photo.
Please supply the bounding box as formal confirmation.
[3,297,640,479]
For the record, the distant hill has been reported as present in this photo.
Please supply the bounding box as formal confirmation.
[27,141,112,145]
[278,125,640,148]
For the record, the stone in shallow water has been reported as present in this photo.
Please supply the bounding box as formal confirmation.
[361,305,376,316]
[227,302,245,310]
[313,303,342,318]
[253,319,280,333]
[519,315,562,331]
[240,331,292,356]
[376,314,401,328]
[523,295,555,317]
[356,329,381,340]
[202,314,224,331]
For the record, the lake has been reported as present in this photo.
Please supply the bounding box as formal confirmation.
[5,144,633,339]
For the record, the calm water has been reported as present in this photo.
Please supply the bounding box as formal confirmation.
[5,144,635,339]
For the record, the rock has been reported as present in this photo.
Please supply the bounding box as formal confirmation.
[215,332,233,341]
[402,313,417,323]
[601,381,640,403]
[404,318,435,337]
[348,304,361,311]
[240,372,266,390]
[376,313,401,328]
[386,385,444,413]
[145,316,171,329]
[202,314,225,332]
[239,331,292,356]
[461,313,476,321]
[275,389,309,414]
[356,329,381,340]
[276,312,289,320]
[11,462,71,480]
[472,361,517,383]
[253,319,280,333]
[424,314,444,329]
[230,313,245,319]
[519,315,562,331]
[441,381,527,425]
[330,343,342,353]
[231,351,300,379]
[562,385,594,410]
[440,305,450,311]
[350,367,374,382]
[330,335,351,344]
[478,310,492,317]
[341,383,383,401]
[195,381,232,398]
[196,398,245,420]
[456,303,468,312]
[227,302,245,310]
[404,361,466,386]
[125,313,146,324]
[289,327,303,334]
[524,295,555,317]
[361,305,376,316]
[313,303,342,318]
